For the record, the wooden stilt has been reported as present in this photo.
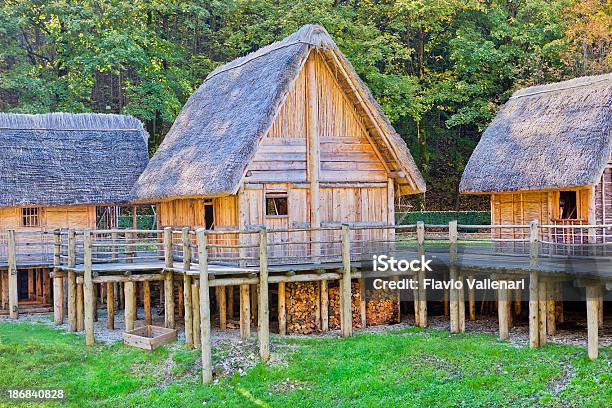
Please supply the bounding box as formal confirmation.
[547,283,556,336]
[67,271,77,331]
[218,286,227,330]
[192,281,201,347]
[176,277,184,319]
[163,227,175,329]
[320,280,328,332]
[240,284,250,339]
[443,272,449,317]
[76,283,84,331]
[93,283,99,322]
[556,283,564,324]
[250,284,258,324]
[449,222,459,333]
[538,281,547,345]
[416,222,427,327]
[27,269,34,300]
[598,295,604,326]
[106,282,114,330]
[468,274,476,321]
[2,270,8,310]
[340,224,353,337]
[586,285,600,359]
[143,280,152,325]
[514,288,522,316]
[278,282,286,335]
[132,282,138,321]
[228,286,234,319]
[124,281,135,332]
[7,230,18,319]
[529,271,540,348]
[184,275,193,346]
[196,229,213,383]
[498,285,509,340]
[118,282,124,310]
[83,230,95,346]
[258,228,270,361]
[359,277,367,328]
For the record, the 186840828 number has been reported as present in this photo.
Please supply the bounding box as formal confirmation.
[5,388,65,402]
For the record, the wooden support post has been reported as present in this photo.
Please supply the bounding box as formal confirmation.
[258,228,270,361]
[449,221,463,334]
[106,282,114,330]
[0,270,4,309]
[53,231,63,324]
[514,288,522,316]
[586,285,600,359]
[76,283,84,331]
[538,281,547,345]
[547,283,556,336]
[217,287,227,330]
[228,286,234,319]
[307,54,322,262]
[196,229,213,384]
[163,227,175,329]
[1,270,8,310]
[320,280,329,332]
[67,271,77,331]
[177,280,184,319]
[83,230,95,345]
[27,269,34,300]
[182,227,193,346]
[240,284,250,339]
[278,281,286,335]
[498,285,509,340]
[598,295,604,326]
[7,230,18,319]
[443,272,449,317]
[250,284,258,324]
[132,282,138,321]
[415,221,427,327]
[192,281,201,347]
[528,221,540,348]
[143,280,152,325]
[340,224,353,337]
[468,274,476,321]
[359,277,367,328]
[124,281,135,332]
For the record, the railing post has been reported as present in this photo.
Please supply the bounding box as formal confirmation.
[415,221,427,328]
[83,230,95,345]
[196,228,213,384]
[52,231,63,324]
[528,220,541,348]
[111,231,118,262]
[340,224,353,337]
[258,227,270,361]
[67,229,77,331]
[182,227,193,347]
[163,227,175,328]
[7,230,18,319]
[449,220,464,333]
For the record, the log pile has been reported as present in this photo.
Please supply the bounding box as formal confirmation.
[366,288,399,326]
[328,282,361,329]
[285,282,319,334]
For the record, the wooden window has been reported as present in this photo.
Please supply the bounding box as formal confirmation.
[559,191,577,219]
[22,207,41,227]
[203,199,215,230]
[265,193,288,217]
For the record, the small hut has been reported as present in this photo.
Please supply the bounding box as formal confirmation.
[0,112,149,312]
[133,24,424,232]
[460,74,611,244]
[132,24,425,333]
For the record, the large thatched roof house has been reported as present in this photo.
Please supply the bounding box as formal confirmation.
[0,112,149,231]
[133,24,424,235]
[460,74,611,241]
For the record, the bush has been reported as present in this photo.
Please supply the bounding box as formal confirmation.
[395,211,490,225]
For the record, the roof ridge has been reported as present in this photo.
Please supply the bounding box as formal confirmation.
[511,74,612,99]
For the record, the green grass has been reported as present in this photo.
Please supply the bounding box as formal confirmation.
[0,321,610,407]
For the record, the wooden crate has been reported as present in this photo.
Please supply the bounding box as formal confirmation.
[123,325,176,351]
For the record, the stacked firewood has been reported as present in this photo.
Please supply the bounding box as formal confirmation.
[286,282,319,334]
[366,288,399,326]
[328,282,361,329]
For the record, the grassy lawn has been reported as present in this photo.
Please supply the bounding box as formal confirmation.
[0,321,610,407]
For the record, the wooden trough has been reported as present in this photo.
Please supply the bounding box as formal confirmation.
[123,325,176,351]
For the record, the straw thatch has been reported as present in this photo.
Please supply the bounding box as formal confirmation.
[0,112,149,207]
[133,24,425,202]
[460,74,612,193]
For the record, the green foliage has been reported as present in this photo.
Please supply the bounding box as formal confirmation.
[117,215,155,230]
[0,0,608,209]
[396,210,490,225]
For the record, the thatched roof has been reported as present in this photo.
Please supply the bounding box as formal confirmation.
[0,112,149,207]
[460,74,612,193]
[133,24,425,202]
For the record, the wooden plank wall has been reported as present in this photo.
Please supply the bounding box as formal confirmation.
[0,205,96,232]
[594,153,612,242]
[157,198,238,229]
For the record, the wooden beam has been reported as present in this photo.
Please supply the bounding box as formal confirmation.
[164,227,175,329]
[68,271,77,331]
[529,271,540,348]
[217,287,227,330]
[143,280,152,325]
[415,222,427,327]
[258,228,270,361]
[124,281,135,332]
[106,282,114,330]
[306,53,322,261]
[196,229,213,384]
[468,274,476,321]
[76,283,84,331]
[184,274,193,347]
[340,224,353,337]
[359,277,367,328]
[278,281,286,335]
[7,230,18,319]
[320,280,329,332]
[192,281,201,348]
[83,230,95,346]
[586,285,601,359]
[498,285,509,340]
[240,284,250,339]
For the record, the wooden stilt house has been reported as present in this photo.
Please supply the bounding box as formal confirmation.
[0,112,149,313]
[133,24,425,240]
[460,74,612,245]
